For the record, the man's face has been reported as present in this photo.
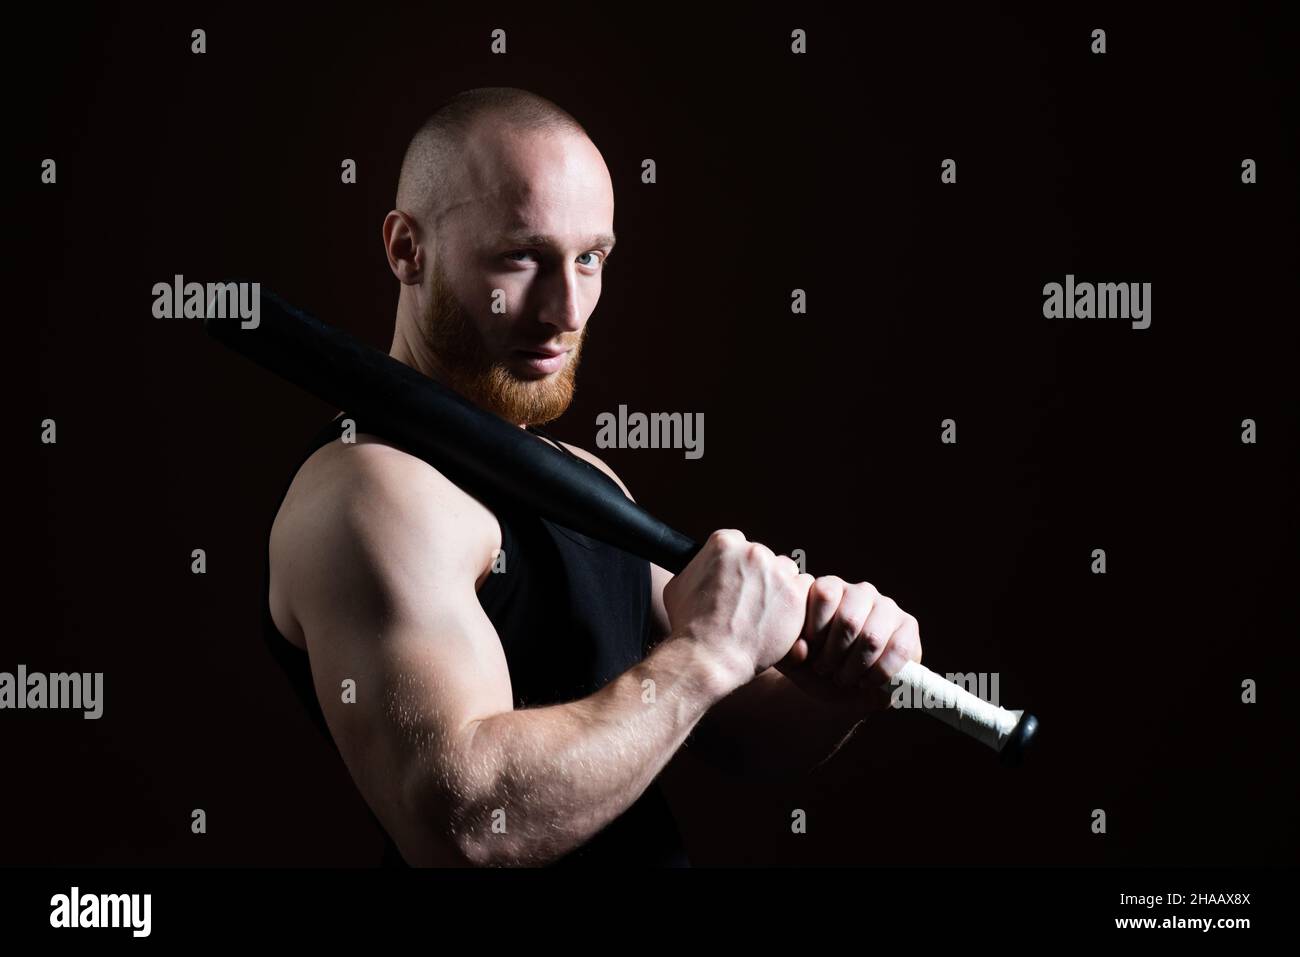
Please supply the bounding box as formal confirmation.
[415,126,616,426]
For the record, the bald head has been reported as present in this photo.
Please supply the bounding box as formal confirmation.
[396,87,589,231]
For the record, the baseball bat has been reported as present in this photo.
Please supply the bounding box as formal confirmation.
[204,287,1038,764]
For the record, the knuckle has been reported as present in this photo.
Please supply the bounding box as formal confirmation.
[782,578,805,606]
[712,529,742,550]
[837,613,865,641]
[813,575,843,599]
[859,628,888,656]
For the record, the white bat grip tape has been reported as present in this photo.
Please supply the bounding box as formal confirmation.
[892,661,1037,762]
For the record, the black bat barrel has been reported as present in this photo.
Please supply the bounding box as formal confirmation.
[204,287,703,573]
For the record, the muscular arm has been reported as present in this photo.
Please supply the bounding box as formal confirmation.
[273,439,743,867]
[565,445,870,779]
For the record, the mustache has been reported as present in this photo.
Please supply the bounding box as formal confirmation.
[516,336,582,353]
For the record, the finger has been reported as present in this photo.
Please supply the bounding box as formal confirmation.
[811,581,877,678]
[778,636,811,668]
[835,594,904,687]
[801,575,844,649]
[858,611,922,690]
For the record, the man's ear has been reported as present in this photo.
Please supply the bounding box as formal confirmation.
[383,209,425,285]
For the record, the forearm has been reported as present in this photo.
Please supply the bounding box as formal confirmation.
[433,635,739,866]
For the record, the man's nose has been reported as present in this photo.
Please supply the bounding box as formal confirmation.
[535,266,585,334]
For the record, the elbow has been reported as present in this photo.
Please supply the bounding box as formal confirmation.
[445,825,511,868]
[386,800,480,867]
[394,810,498,868]
[442,793,555,867]
[389,761,482,867]
[393,806,483,867]
[398,765,537,867]
[406,814,536,868]
[401,836,497,869]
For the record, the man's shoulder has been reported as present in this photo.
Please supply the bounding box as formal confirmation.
[273,434,503,585]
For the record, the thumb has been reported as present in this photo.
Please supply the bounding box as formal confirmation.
[776,637,810,671]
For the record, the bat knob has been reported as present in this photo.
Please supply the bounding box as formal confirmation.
[999,712,1039,767]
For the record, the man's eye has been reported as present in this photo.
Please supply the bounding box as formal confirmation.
[505,250,603,268]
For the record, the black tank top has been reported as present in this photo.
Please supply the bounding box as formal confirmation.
[261,414,690,867]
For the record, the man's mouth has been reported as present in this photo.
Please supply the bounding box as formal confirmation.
[512,346,571,375]
[516,345,569,358]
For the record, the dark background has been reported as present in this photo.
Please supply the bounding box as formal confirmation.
[13,4,1297,866]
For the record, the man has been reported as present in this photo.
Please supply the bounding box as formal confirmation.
[263,87,922,867]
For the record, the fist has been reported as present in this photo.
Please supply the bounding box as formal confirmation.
[664,529,815,686]
[776,576,922,711]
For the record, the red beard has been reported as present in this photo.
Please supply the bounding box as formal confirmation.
[421,262,586,426]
